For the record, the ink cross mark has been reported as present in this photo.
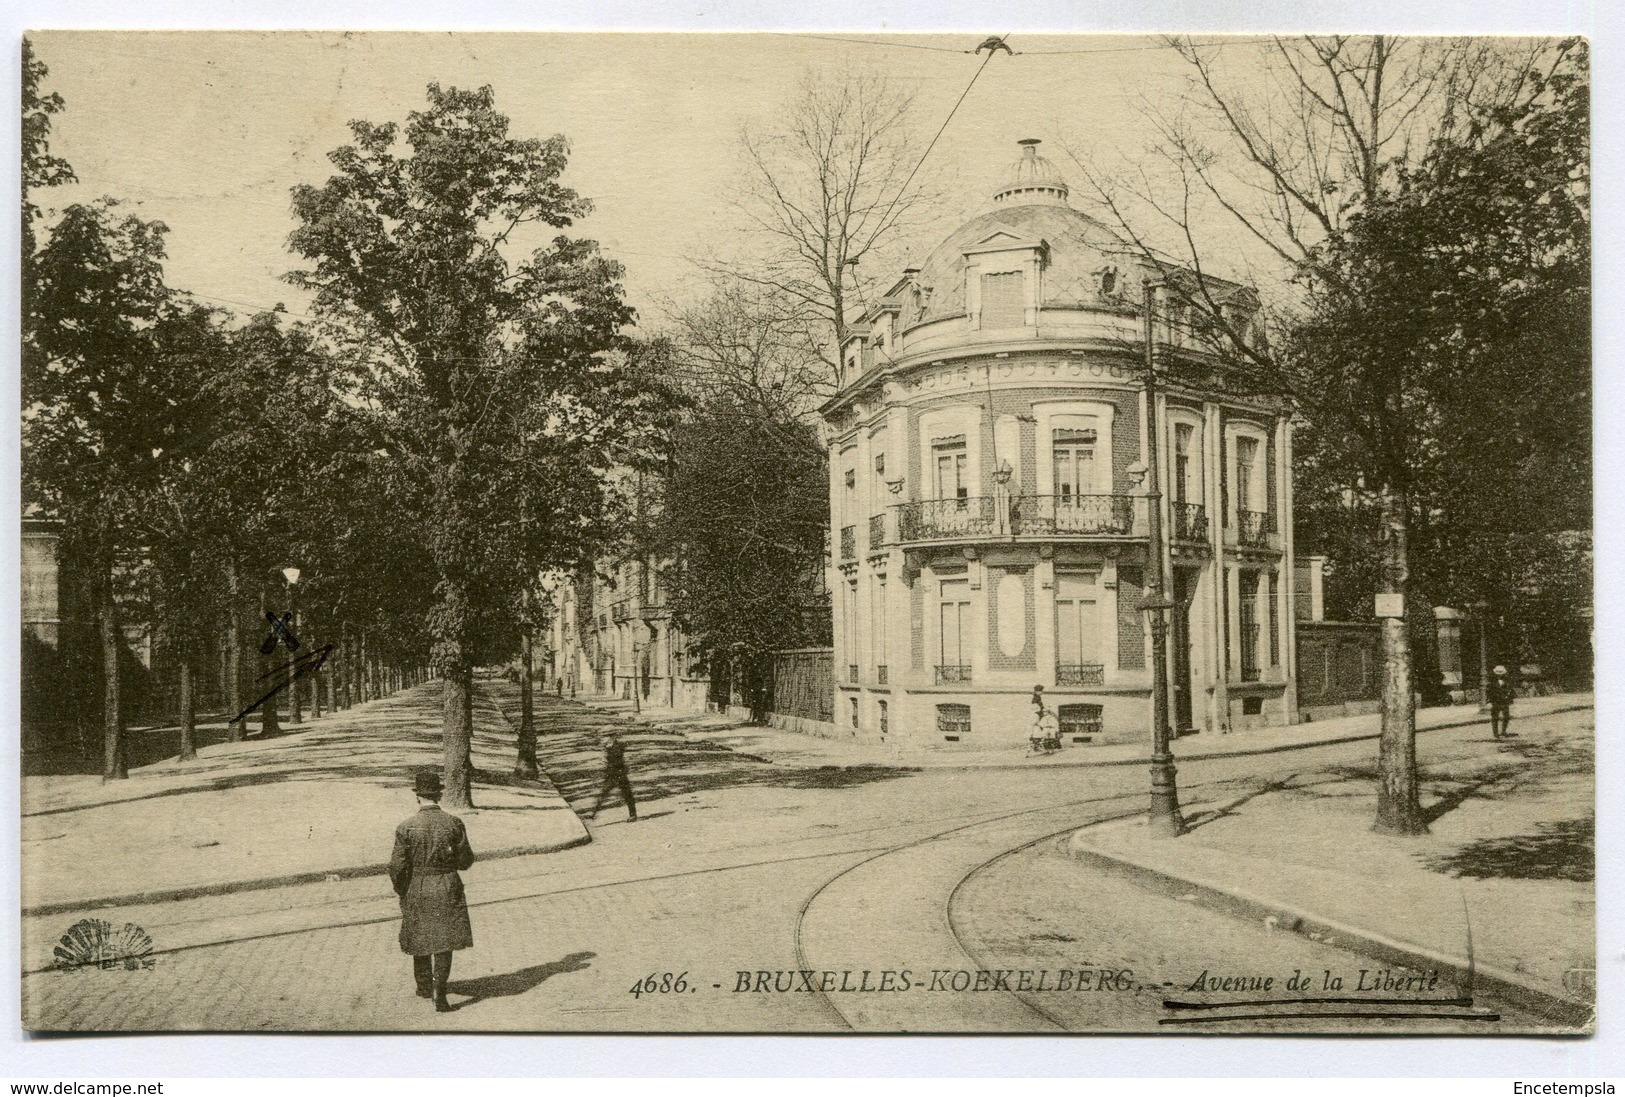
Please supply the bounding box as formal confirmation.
[231,643,334,725]
[260,611,300,655]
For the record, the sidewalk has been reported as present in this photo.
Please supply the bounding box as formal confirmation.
[575,691,1593,771]
[21,683,588,915]
[1067,704,1595,1029]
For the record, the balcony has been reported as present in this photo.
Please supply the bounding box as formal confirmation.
[1019,494,1136,537]
[893,494,1139,544]
[611,602,629,623]
[1172,502,1208,543]
[935,664,973,685]
[1237,509,1273,549]
[896,496,997,541]
[1056,662,1106,686]
[869,513,887,550]
[840,524,857,560]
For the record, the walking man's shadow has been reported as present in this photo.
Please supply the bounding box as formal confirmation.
[446,951,595,1009]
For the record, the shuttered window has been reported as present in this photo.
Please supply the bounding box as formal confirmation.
[980,271,1025,329]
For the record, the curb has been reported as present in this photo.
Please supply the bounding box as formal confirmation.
[26,685,597,919]
[23,831,593,919]
[1066,824,1594,1031]
[578,700,1592,774]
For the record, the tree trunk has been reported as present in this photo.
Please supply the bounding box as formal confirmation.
[310,631,324,718]
[443,659,475,809]
[1373,482,1428,835]
[226,561,244,739]
[98,550,127,781]
[260,582,281,739]
[516,626,538,778]
[177,655,197,761]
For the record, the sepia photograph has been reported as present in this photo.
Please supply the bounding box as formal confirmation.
[17,28,1594,1037]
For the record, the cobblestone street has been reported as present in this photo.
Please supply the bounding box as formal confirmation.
[21,684,1589,1033]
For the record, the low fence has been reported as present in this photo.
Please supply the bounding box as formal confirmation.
[769,647,834,724]
[1296,620,1381,713]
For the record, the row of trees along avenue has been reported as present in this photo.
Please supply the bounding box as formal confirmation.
[24,47,678,800]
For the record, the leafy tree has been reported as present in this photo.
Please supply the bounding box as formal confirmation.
[24,201,175,779]
[1079,35,1578,835]
[1289,40,1590,692]
[22,37,75,263]
[653,394,829,721]
[287,83,660,806]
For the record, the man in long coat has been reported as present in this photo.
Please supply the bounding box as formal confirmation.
[390,768,476,1011]
[1487,664,1516,739]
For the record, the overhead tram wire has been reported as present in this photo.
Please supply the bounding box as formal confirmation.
[860,33,1013,273]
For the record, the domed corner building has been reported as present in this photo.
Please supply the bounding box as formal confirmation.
[821,139,1299,750]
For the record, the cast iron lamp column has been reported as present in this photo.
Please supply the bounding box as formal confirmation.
[1141,279,1185,838]
[1472,598,1491,711]
[282,567,302,724]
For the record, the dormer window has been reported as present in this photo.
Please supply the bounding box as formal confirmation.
[980,271,1025,329]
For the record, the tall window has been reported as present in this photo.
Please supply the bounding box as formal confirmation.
[1268,571,1280,668]
[1239,570,1261,681]
[871,576,888,674]
[845,579,860,673]
[1054,572,1099,674]
[934,437,968,501]
[939,578,972,672]
[1235,436,1258,513]
[1052,428,1096,502]
[1174,423,1194,505]
[980,271,1024,328]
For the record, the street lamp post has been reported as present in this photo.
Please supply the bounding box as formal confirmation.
[1141,278,1186,838]
[631,639,642,714]
[282,567,302,725]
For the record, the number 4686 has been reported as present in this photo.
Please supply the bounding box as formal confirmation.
[628,972,689,997]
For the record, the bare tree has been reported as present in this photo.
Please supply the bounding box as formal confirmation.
[725,63,939,383]
[663,278,829,418]
[1069,36,1567,836]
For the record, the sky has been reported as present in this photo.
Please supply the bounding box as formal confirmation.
[28,30,1267,328]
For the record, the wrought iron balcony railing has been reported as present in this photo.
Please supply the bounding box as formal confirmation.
[869,512,887,550]
[1056,662,1106,686]
[935,664,973,684]
[1237,509,1273,548]
[1172,502,1208,543]
[1018,494,1136,537]
[895,496,997,541]
[840,524,857,559]
[892,494,1139,542]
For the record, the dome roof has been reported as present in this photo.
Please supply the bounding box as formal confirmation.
[904,199,1144,325]
[993,138,1069,205]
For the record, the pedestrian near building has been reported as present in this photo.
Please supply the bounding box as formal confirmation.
[390,768,476,1012]
[589,730,638,822]
[1487,664,1516,739]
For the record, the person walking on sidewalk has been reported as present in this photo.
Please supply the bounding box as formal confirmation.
[390,768,476,1012]
[1487,665,1516,739]
[589,730,638,823]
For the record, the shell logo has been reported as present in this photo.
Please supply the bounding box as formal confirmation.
[53,918,156,972]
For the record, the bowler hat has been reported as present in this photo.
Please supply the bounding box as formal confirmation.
[414,768,444,798]
[1492,665,1507,676]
